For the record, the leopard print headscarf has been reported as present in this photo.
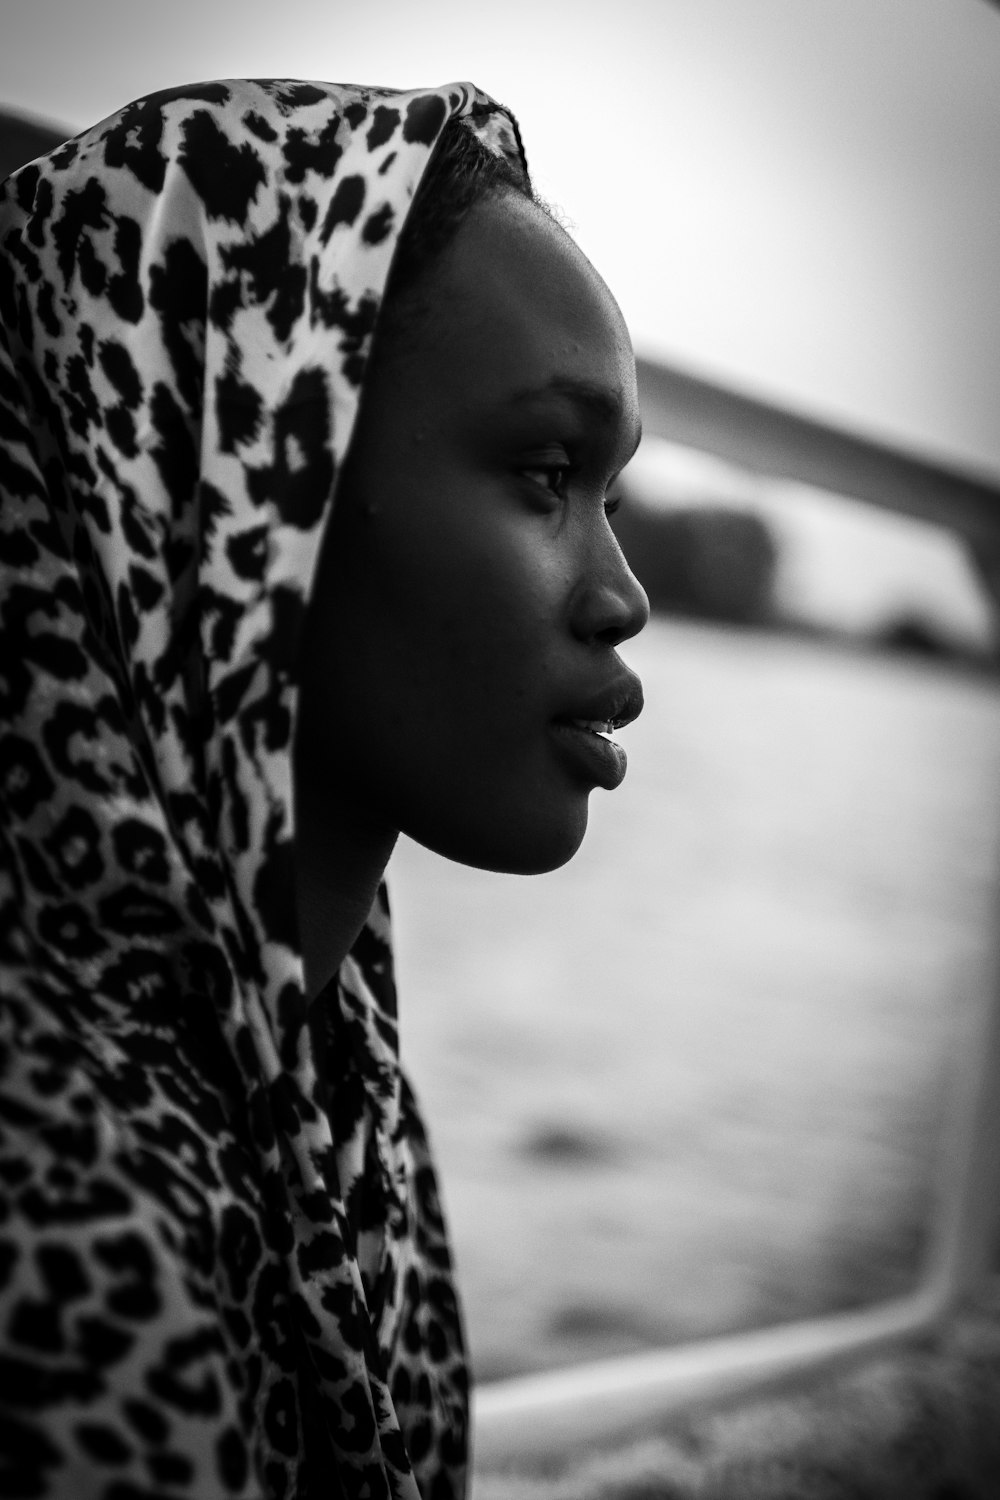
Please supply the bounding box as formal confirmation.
[0,79,525,1499]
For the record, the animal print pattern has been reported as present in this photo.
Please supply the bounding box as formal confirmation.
[0,78,525,1498]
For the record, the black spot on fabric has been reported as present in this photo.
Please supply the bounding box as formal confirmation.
[0,1351,99,1407]
[296,1230,343,1280]
[37,280,61,338]
[42,804,104,888]
[117,577,140,653]
[24,630,89,683]
[18,834,60,899]
[101,946,173,1010]
[0,1412,62,1494]
[77,233,108,299]
[37,900,103,958]
[277,982,307,1071]
[407,1417,432,1464]
[337,1380,378,1454]
[201,587,243,667]
[93,453,155,560]
[344,102,367,129]
[245,1084,276,1156]
[403,93,448,146]
[267,1072,299,1139]
[275,82,328,108]
[207,277,241,334]
[198,479,234,544]
[37,1243,91,1303]
[297,1188,336,1225]
[111,818,170,883]
[106,405,138,456]
[216,1425,248,1492]
[43,700,121,794]
[309,1344,348,1384]
[219,1204,263,1303]
[146,1329,225,1415]
[147,237,208,413]
[179,110,267,223]
[225,524,270,581]
[378,150,398,177]
[107,216,144,323]
[127,561,164,612]
[218,206,306,343]
[94,1233,161,1320]
[220,1303,252,1351]
[76,1314,135,1369]
[215,368,262,453]
[98,887,180,938]
[13,161,43,215]
[262,583,305,676]
[41,1122,97,1164]
[244,109,278,143]
[51,177,108,289]
[8,1295,64,1352]
[146,79,234,110]
[320,174,365,243]
[64,350,102,438]
[149,381,197,515]
[122,1398,168,1445]
[147,1449,195,1486]
[306,267,379,359]
[362,203,394,245]
[391,1365,412,1406]
[282,118,344,184]
[246,366,333,529]
[298,196,317,232]
[74,1422,133,1465]
[98,339,142,407]
[251,1260,296,1367]
[263,1380,298,1458]
[0,650,32,723]
[366,105,401,151]
[102,97,170,194]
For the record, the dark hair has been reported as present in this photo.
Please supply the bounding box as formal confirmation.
[375,115,535,347]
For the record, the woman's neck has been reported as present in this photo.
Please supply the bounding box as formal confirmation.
[294,809,398,1002]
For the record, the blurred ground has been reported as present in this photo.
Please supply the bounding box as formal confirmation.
[472,1290,1000,1499]
[389,618,1000,1380]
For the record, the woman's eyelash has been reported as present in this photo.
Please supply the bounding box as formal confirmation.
[521,463,622,515]
[523,463,571,497]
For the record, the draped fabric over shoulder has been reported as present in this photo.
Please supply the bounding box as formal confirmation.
[0,79,525,1499]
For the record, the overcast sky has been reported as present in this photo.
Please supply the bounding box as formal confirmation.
[4,0,1000,479]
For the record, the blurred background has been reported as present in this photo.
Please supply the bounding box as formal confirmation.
[4,0,1000,1384]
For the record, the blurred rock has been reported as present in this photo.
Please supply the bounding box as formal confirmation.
[0,105,71,181]
[615,499,779,626]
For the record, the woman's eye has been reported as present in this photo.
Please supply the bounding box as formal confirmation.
[522,463,571,499]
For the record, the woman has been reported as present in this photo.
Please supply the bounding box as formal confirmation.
[0,78,647,1498]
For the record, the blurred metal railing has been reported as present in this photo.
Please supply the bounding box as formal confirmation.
[473,354,1000,1467]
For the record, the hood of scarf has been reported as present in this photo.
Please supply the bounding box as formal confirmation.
[0,78,525,1498]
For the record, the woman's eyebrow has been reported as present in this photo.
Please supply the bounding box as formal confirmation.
[506,376,622,424]
[505,376,642,452]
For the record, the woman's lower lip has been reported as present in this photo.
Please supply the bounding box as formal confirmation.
[549,722,628,790]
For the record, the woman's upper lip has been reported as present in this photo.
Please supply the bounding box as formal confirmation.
[555,672,644,731]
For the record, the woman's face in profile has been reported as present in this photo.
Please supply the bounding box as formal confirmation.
[298,192,648,875]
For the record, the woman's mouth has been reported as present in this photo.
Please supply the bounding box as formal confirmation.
[550,673,643,789]
[550,719,629,789]
[567,717,619,737]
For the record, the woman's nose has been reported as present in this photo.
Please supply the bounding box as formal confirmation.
[571,526,650,648]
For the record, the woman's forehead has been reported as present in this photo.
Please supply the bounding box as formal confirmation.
[424,195,638,428]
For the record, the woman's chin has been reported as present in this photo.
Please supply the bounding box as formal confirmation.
[410,798,591,876]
